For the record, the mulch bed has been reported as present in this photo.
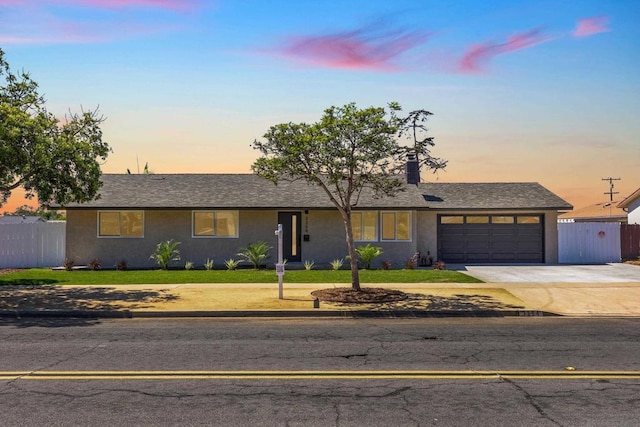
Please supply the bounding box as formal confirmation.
[311,287,408,304]
[0,269,21,275]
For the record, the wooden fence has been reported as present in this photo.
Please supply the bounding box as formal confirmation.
[621,224,640,260]
[0,221,66,268]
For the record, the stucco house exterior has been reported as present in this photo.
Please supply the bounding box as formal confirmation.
[618,187,640,225]
[62,174,572,269]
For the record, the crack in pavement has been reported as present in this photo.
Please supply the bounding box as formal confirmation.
[501,376,562,426]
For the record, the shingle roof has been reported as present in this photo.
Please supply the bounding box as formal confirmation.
[617,187,640,209]
[419,182,573,210]
[559,201,626,221]
[62,174,572,211]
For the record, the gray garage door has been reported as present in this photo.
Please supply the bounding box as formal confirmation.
[438,214,544,263]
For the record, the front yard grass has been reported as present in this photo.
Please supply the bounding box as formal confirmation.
[0,268,482,286]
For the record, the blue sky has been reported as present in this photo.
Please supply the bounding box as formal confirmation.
[1,0,639,211]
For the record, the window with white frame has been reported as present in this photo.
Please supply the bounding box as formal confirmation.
[352,211,378,241]
[98,211,144,237]
[192,210,239,237]
[381,211,411,241]
[352,211,411,242]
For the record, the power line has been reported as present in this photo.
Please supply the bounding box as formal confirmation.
[602,177,621,202]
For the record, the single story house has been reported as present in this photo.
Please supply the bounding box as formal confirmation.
[62,173,572,269]
[618,187,640,225]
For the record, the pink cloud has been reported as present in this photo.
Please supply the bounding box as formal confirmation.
[277,26,430,71]
[458,29,551,73]
[573,16,610,38]
[62,0,197,10]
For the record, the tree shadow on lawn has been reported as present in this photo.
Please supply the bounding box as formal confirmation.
[0,285,179,328]
[328,292,525,312]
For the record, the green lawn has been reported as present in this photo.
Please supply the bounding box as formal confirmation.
[0,268,482,286]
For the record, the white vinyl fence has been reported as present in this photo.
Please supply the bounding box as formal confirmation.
[0,221,66,268]
[558,222,621,264]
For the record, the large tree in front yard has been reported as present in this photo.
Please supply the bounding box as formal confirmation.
[251,102,446,291]
[0,48,110,208]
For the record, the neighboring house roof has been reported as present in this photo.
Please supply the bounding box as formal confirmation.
[0,215,46,224]
[558,201,626,222]
[617,187,640,209]
[62,174,572,211]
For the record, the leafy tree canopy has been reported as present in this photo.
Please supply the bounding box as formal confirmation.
[3,204,65,220]
[0,48,110,208]
[251,102,446,290]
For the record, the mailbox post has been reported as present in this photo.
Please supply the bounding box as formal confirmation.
[274,224,284,299]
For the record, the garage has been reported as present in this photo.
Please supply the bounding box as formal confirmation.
[438,214,544,263]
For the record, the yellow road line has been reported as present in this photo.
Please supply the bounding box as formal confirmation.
[2,370,640,380]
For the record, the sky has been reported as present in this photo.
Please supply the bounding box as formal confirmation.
[1,0,639,213]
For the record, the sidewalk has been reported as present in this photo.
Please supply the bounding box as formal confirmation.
[2,282,640,318]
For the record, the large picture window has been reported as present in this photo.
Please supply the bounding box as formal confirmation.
[352,211,378,241]
[193,211,238,237]
[98,211,144,237]
[381,211,411,241]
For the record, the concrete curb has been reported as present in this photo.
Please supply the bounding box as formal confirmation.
[0,309,560,319]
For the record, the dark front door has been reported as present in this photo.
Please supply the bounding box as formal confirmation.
[278,212,302,262]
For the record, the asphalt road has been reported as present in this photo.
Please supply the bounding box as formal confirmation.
[2,317,640,426]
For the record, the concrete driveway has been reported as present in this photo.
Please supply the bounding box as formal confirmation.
[458,263,640,283]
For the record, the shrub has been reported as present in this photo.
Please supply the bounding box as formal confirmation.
[116,259,127,271]
[150,239,181,270]
[404,259,416,269]
[224,258,240,270]
[355,244,383,269]
[63,259,75,271]
[184,261,194,270]
[89,258,102,271]
[303,260,315,271]
[330,258,344,270]
[204,258,214,271]
[237,241,271,269]
[381,260,392,270]
[433,260,445,270]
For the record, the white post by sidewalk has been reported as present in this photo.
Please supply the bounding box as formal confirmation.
[275,224,284,299]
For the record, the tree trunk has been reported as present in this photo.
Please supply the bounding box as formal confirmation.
[342,211,361,291]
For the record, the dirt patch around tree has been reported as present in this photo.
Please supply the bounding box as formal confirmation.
[311,287,408,304]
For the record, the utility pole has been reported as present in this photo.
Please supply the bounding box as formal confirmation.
[602,177,621,202]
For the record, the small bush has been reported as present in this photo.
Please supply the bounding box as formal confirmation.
[433,260,445,270]
[224,258,240,270]
[116,259,127,271]
[63,259,75,271]
[330,258,344,270]
[355,244,383,269]
[381,260,393,270]
[150,239,181,270]
[204,258,214,271]
[184,261,194,270]
[404,258,417,270]
[304,260,315,271]
[237,241,271,269]
[89,259,102,271]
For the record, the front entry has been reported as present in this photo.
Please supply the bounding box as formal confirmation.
[278,212,302,262]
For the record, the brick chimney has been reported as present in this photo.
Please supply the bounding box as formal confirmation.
[406,153,420,185]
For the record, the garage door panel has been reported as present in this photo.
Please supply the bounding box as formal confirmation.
[491,252,517,261]
[438,215,544,263]
[467,241,490,250]
[517,252,544,261]
[492,241,516,251]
